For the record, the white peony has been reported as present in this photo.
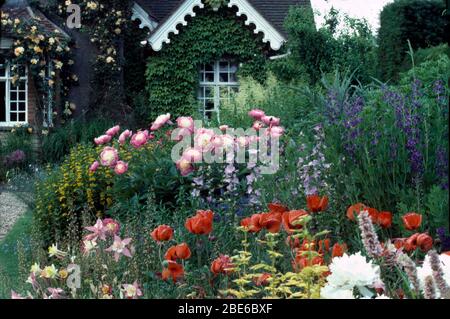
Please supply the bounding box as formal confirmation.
[320,252,381,299]
[417,253,450,298]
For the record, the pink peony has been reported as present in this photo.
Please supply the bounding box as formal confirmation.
[176,158,194,176]
[106,125,120,137]
[103,218,120,236]
[182,148,203,163]
[94,135,112,145]
[176,116,194,132]
[194,128,215,152]
[118,130,133,145]
[248,109,266,120]
[221,135,235,149]
[100,147,119,167]
[173,128,192,142]
[89,161,100,173]
[252,121,265,131]
[236,136,249,148]
[261,115,280,126]
[151,113,171,131]
[219,125,229,132]
[130,130,149,149]
[267,126,284,138]
[114,161,128,175]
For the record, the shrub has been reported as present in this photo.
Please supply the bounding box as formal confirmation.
[377,0,448,81]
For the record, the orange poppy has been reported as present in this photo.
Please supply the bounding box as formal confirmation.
[331,243,347,258]
[175,243,191,260]
[253,273,271,286]
[377,211,392,228]
[416,233,433,252]
[346,203,367,221]
[260,211,283,233]
[366,207,380,223]
[165,246,178,261]
[281,210,308,233]
[240,214,264,233]
[404,233,420,252]
[268,203,289,214]
[306,195,329,213]
[162,261,184,283]
[292,255,324,272]
[185,210,214,235]
[318,239,331,254]
[402,213,422,231]
[210,255,234,275]
[151,225,173,242]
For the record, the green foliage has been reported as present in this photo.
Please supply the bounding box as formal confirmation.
[377,0,447,82]
[271,6,377,85]
[145,7,268,121]
[41,118,114,163]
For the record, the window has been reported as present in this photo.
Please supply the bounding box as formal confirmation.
[198,60,239,120]
[0,57,28,126]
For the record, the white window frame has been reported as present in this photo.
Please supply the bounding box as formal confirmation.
[0,60,28,127]
[198,60,239,121]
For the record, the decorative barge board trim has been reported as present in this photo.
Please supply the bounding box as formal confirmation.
[145,0,286,52]
[131,2,159,32]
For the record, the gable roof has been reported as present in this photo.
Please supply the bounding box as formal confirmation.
[133,0,310,52]
[1,0,70,40]
[135,0,309,36]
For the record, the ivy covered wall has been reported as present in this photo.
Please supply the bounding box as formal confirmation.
[145,6,270,121]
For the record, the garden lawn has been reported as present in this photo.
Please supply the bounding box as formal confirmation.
[0,211,33,299]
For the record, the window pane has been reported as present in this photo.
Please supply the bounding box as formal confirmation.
[204,87,213,98]
[230,73,238,83]
[19,113,26,122]
[219,87,229,98]
[205,64,214,72]
[205,73,214,83]
[11,102,17,111]
[219,62,229,72]
[205,100,214,111]
[10,91,17,101]
[10,112,17,122]
[0,81,5,122]
[219,73,229,83]
[19,91,26,101]
[19,102,26,111]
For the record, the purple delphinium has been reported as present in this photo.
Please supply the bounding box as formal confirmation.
[297,124,331,196]
[437,227,450,253]
[383,81,424,178]
[342,96,364,160]
[433,79,448,109]
[324,89,343,125]
[435,147,449,190]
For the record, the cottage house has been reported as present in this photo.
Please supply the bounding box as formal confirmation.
[0,0,310,134]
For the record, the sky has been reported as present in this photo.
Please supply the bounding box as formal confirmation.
[309,0,395,33]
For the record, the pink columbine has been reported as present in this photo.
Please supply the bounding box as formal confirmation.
[130,130,149,149]
[248,109,266,120]
[105,236,133,262]
[177,116,194,132]
[182,148,203,163]
[261,115,280,126]
[94,134,112,145]
[176,158,194,176]
[114,161,128,175]
[47,288,65,299]
[103,218,120,236]
[11,291,31,299]
[151,113,171,131]
[106,125,120,137]
[84,219,107,241]
[267,126,284,138]
[89,161,99,173]
[122,281,143,299]
[252,121,265,131]
[118,130,133,145]
[100,147,119,167]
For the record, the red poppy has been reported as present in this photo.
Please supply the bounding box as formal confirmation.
[404,233,420,252]
[366,207,380,223]
[318,239,331,254]
[151,225,174,242]
[331,243,347,258]
[416,233,433,252]
[211,255,234,275]
[268,203,289,214]
[165,243,191,261]
[260,211,283,233]
[240,214,263,233]
[377,211,392,228]
[253,273,271,286]
[185,210,214,235]
[346,203,367,221]
[393,238,406,250]
[281,210,308,233]
[402,213,422,231]
[306,195,329,213]
[162,261,184,283]
[165,246,178,261]
[292,255,324,272]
